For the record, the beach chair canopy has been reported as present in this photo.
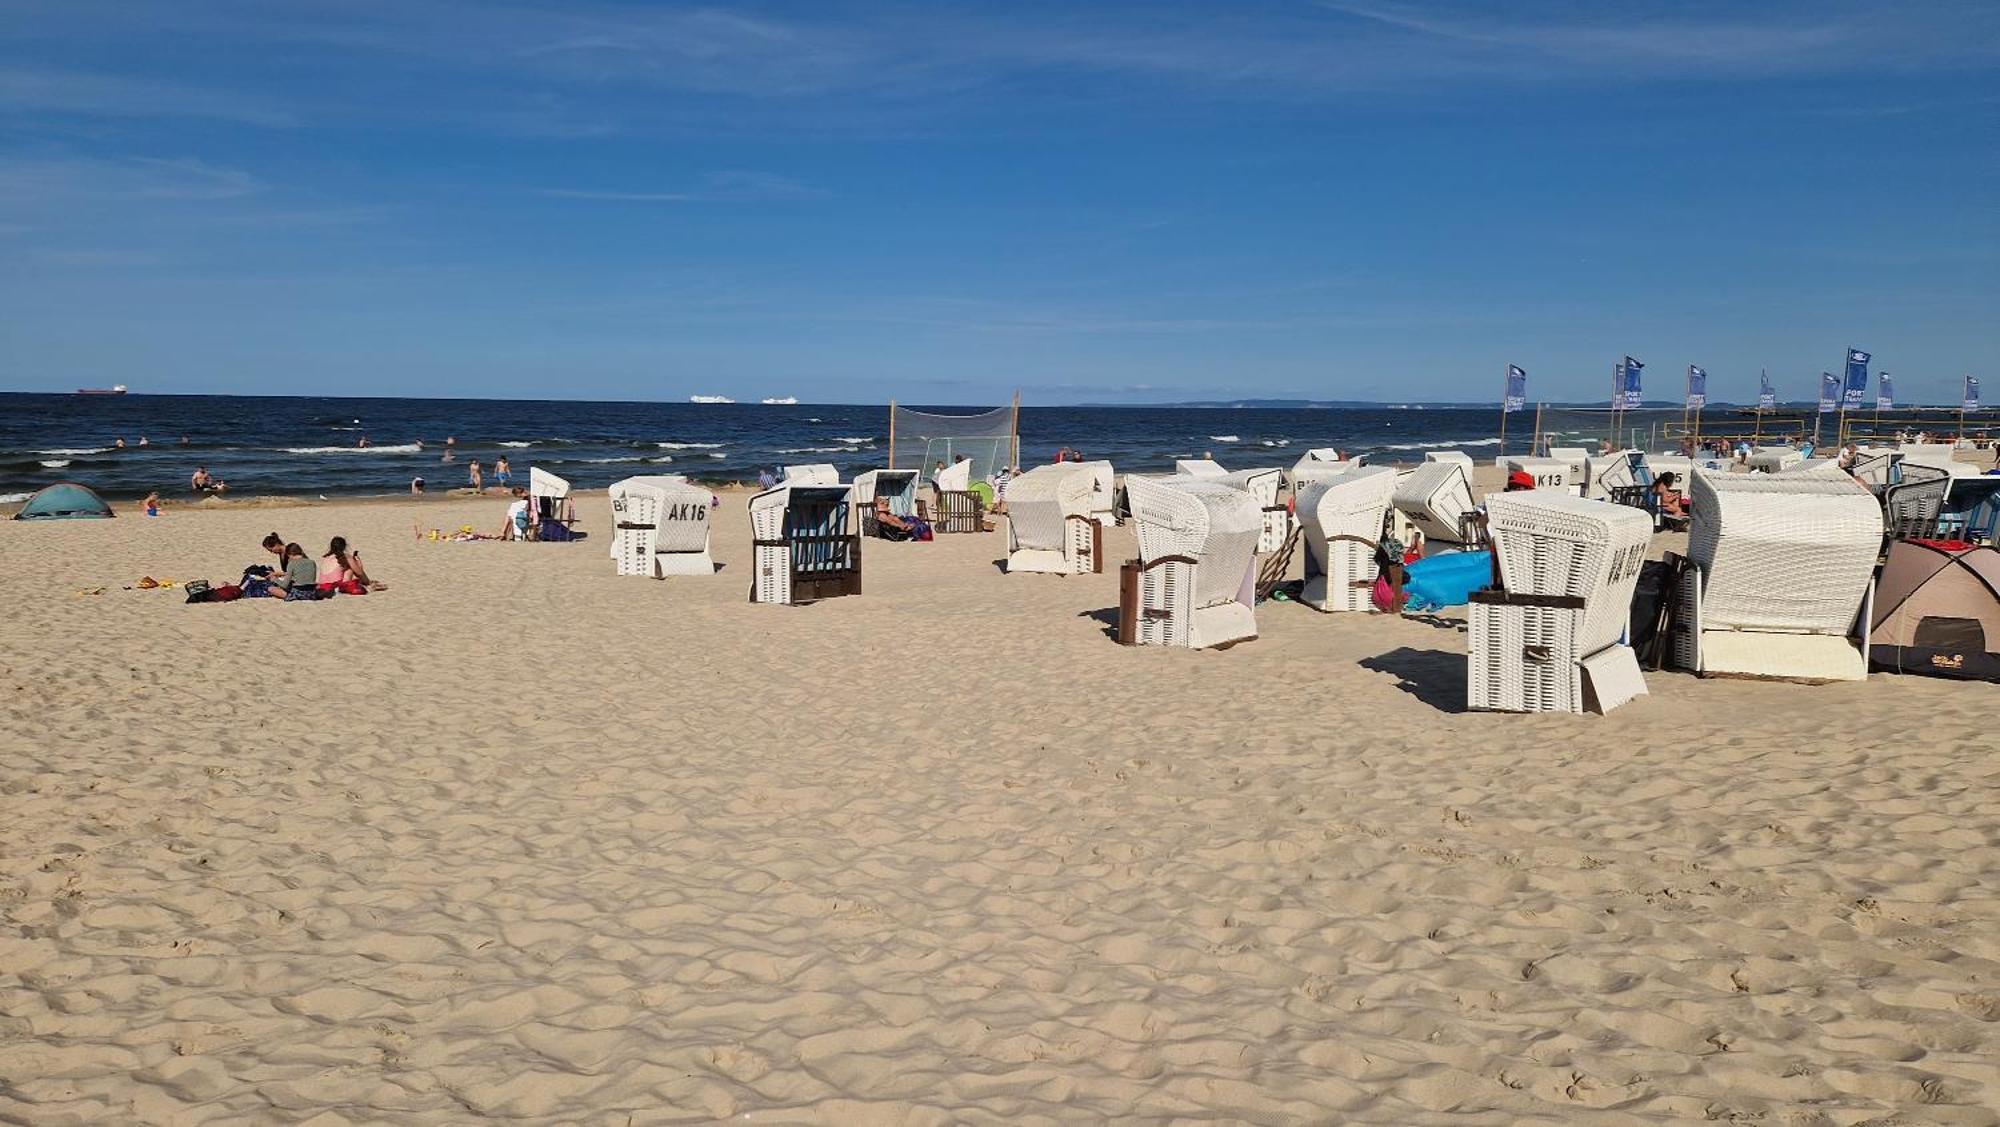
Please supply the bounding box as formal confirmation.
[1484,491,1652,657]
[1006,463,1096,553]
[932,460,972,491]
[1424,450,1476,470]
[1296,467,1399,610]
[1392,461,1476,545]
[1584,450,1645,499]
[1899,443,1962,472]
[1689,469,1881,634]
[1505,457,1573,492]
[781,464,841,486]
[1217,467,1284,508]
[1748,447,1805,473]
[851,469,919,512]
[529,467,570,498]
[12,482,113,520]
[1129,476,1261,609]
[1869,540,2000,680]
[1174,459,1229,478]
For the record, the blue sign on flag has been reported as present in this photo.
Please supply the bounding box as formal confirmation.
[1758,370,1776,411]
[1819,373,1839,414]
[1685,365,1707,410]
[1621,356,1644,409]
[1967,376,1982,412]
[1842,348,1869,409]
[1877,373,1893,411]
[1503,365,1526,413]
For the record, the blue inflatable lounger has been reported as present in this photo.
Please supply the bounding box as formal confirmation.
[1402,549,1492,613]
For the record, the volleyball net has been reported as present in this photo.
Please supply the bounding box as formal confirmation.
[889,403,1017,484]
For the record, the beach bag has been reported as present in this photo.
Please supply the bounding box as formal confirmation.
[184,579,214,604]
[212,584,243,602]
[240,578,272,599]
[910,518,934,542]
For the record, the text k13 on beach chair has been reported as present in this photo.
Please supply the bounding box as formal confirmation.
[749,483,862,605]
[920,460,985,534]
[1297,466,1398,612]
[1469,492,1652,714]
[1117,476,1262,649]
[609,475,713,577]
[1670,470,1882,682]
[1005,463,1103,575]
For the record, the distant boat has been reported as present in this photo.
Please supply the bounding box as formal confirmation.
[76,384,128,395]
[689,395,735,404]
[760,396,798,405]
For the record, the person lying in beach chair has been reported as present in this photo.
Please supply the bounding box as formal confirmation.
[871,497,930,542]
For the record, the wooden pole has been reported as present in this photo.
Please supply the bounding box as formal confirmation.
[1010,389,1021,470]
[1531,402,1544,458]
[1496,365,1509,457]
[887,399,896,470]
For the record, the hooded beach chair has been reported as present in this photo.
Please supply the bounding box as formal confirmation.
[1882,465,1950,541]
[1469,492,1652,714]
[1672,470,1882,682]
[1424,450,1476,472]
[529,468,583,541]
[921,460,985,533]
[1747,447,1805,473]
[1548,448,1590,493]
[1117,476,1262,649]
[1217,467,1291,553]
[608,475,712,577]
[1850,450,1902,490]
[1584,450,1646,502]
[1297,467,1399,613]
[1174,458,1229,478]
[1291,449,1348,480]
[781,463,841,486]
[1005,463,1102,575]
[852,469,920,538]
[1393,461,1478,548]
[1899,443,1969,476]
[1072,460,1118,529]
[749,483,861,605]
[1504,456,1573,493]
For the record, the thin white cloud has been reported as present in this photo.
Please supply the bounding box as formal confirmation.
[536,188,695,202]
[0,65,294,126]
[0,156,264,204]
[537,170,819,203]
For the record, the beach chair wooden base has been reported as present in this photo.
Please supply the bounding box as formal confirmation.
[1670,567,1874,683]
[1117,556,1256,649]
[1468,590,1647,714]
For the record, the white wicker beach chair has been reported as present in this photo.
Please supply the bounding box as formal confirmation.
[1548,448,1589,492]
[1072,460,1118,529]
[781,463,841,486]
[1291,449,1347,478]
[1174,458,1229,478]
[608,475,712,577]
[749,483,861,605]
[1217,467,1291,553]
[1119,476,1261,649]
[1424,450,1476,471]
[1393,461,1478,546]
[1469,492,1652,714]
[1505,456,1574,493]
[851,469,920,537]
[1746,447,1804,473]
[1850,450,1902,490]
[1583,450,1644,501]
[1674,470,1881,681]
[528,468,580,540]
[1297,467,1398,612]
[1005,464,1102,575]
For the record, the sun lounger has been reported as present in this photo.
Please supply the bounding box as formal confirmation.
[1297,467,1398,612]
[1005,463,1102,575]
[1672,470,1881,681]
[750,483,861,604]
[1469,492,1652,714]
[609,475,713,577]
[1118,476,1261,649]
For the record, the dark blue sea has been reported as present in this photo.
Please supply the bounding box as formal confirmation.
[0,393,1521,502]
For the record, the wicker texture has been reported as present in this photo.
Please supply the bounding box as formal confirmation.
[1218,467,1291,553]
[1297,467,1397,612]
[1469,600,1585,713]
[1006,465,1097,572]
[1125,476,1261,648]
[1424,450,1475,470]
[749,484,857,604]
[781,464,841,486]
[1393,462,1476,545]
[1484,492,1651,655]
[1747,448,1804,473]
[1688,470,1881,633]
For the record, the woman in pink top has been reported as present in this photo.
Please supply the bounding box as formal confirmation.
[317,536,381,593]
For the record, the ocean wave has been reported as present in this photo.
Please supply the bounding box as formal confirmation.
[705,452,726,459]
[38,447,111,456]
[655,441,724,449]
[834,437,872,444]
[282,443,423,454]
[1209,435,1240,442]
[1258,439,1291,447]
[0,492,33,504]
[497,441,534,448]
[40,459,72,469]
[775,445,872,454]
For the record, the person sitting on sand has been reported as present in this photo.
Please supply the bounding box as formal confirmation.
[144,492,160,517]
[318,536,382,593]
[261,532,286,564]
[501,487,529,540]
[1653,471,1690,520]
[265,543,319,599]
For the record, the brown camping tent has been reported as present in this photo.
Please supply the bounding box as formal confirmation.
[1868,540,2000,681]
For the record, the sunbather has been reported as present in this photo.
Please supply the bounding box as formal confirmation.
[318,536,383,593]
[1653,472,1690,520]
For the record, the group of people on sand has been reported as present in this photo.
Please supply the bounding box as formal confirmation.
[242,532,385,600]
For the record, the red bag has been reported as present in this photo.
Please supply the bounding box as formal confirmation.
[212,584,243,602]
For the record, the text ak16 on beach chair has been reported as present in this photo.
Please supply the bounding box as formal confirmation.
[1117,476,1262,649]
[1469,492,1652,714]
[1004,463,1103,575]
[919,460,985,534]
[608,475,714,577]
[1669,470,1881,682]
[749,483,862,605]
[1297,466,1398,613]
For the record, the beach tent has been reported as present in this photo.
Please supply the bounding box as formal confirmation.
[12,482,113,520]
[1868,540,2000,681]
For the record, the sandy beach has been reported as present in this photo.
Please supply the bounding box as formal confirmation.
[2,483,1996,1124]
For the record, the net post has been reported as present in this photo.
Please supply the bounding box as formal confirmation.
[1010,390,1020,470]
[887,400,896,470]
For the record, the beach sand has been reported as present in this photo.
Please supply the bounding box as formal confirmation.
[2,483,1996,1124]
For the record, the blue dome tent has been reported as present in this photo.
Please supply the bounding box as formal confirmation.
[13,482,115,520]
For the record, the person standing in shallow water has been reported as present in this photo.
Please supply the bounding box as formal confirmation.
[493,456,511,489]
[469,460,483,493]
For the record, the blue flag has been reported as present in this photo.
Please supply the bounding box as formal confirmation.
[1621,357,1644,409]
[1842,348,1869,409]
[1968,376,1982,412]
[1758,369,1776,411]
[1685,365,1707,410]
[1819,372,1839,414]
[1877,373,1893,411]
[1503,365,1527,413]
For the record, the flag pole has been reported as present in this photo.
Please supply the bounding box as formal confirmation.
[1496,365,1509,458]
[1960,377,1969,443]
[887,399,897,469]
[1754,369,1765,447]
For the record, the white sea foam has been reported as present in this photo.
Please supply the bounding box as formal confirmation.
[0,492,33,504]
[1209,435,1241,442]
[776,445,872,454]
[37,447,111,456]
[40,459,72,469]
[834,437,872,444]
[498,441,533,448]
[283,443,423,454]
[656,442,724,449]
[706,452,726,459]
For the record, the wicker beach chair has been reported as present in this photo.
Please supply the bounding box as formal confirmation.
[1118,476,1262,649]
[1005,464,1102,575]
[781,463,841,486]
[1883,464,1950,541]
[609,475,713,577]
[1217,467,1292,554]
[528,468,582,541]
[1548,448,1590,493]
[1747,447,1804,473]
[1504,456,1574,493]
[1673,470,1882,682]
[1297,467,1399,613]
[749,483,861,605]
[1584,450,1646,501]
[1393,461,1478,548]
[1850,450,1902,491]
[1072,460,1118,529]
[1899,443,1964,475]
[1424,450,1476,472]
[1174,458,1229,479]
[1469,492,1652,714]
[921,460,986,534]
[852,469,920,538]
[1291,449,1348,479]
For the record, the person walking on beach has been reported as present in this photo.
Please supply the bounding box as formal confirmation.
[493,456,511,488]
[757,467,776,491]
[469,460,483,493]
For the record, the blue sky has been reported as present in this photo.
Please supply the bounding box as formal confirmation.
[2,1,1995,405]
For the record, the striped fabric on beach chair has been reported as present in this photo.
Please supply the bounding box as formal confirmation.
[1005,463,1102,575]
[749,483,862,605]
